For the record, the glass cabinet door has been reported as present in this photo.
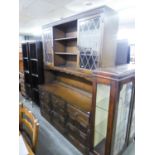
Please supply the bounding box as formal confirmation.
[77,14,104,70]
[111,82,133,155]
[129,104,135,140]
[42,27,53,65]
[94,84,111,153]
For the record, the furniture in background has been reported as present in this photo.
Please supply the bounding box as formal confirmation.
[19,72,26,97]
[19,52,24,73]
[19,44,26,97]
[21,41,44,105]
[19,104,39,153]
[39,6,135,155]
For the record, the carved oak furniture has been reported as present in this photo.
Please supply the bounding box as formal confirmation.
[39,6,135,155]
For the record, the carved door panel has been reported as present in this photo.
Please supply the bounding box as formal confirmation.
[42,27,53,66]
[77,14,104,70]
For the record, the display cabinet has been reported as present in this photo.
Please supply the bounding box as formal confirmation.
[42,6,125,70]
[40,5,134,155]
[39,64,135,155]
[91,65,135,155]
[22,41,44,105]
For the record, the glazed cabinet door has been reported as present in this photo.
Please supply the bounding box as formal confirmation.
[42,27,53,66]
[77,14,104,70]
[111,82,134,155]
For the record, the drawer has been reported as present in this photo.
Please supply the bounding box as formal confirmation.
[51,95,66,109]
[67,123,78,137]
[67,123,89,146]
[52,120,67,134]
[68,134,89,155]
[52,111,66,124]
[53,106,66,117]
[41,105,51,122]
[39,91,51,107]
[67,104,90,133]
[78,130,89,146]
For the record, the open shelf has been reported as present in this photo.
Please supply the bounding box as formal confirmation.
[31,73,39,77]
[23,57,28,60]
[53,20,78,68]
[53,20,77,39]
[55,52,77,55]
[54,37,77,41]
[30,58,38,61]
[54,39,77,53]
[24,70,30,74]
[54,54,77,68]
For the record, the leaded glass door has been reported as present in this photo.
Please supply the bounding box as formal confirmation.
[42,27,53,66]
[77,14,104,70]
[111,82,133,155]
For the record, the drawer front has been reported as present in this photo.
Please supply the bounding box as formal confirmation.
[52,111,66,124]
[51,95,66,109]
[67,104,90,133]
[41,104,51,122]
[68,134,89,155]
[53,107,66,117]
[39,90,52,108]
[67,123,89,146]
[67,123,78,137]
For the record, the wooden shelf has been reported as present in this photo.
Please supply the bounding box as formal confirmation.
[25,70,30,74]
[54,37,77,41]
[30,58,38,61]
[55,52,78,55]
[31,73,39,77]
[23,57,28,60]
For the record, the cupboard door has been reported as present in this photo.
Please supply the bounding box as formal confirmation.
[42,27,53,66]
[77,14,104,70]
[111,82,133,155]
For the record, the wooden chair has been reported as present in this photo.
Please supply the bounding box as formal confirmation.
[19,104,39,152]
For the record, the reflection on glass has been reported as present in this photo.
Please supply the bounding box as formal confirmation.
[78,15,103,69]
[112,82,133,155]
[129,105,135,139]
[94,84,110,147]
[43,28,53,64]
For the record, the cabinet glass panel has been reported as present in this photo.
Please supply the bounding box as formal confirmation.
[42,28,53,64]
[129,105,135,140]
[112,82,133,155]
[94,84,110,148]
[78,15,104,70]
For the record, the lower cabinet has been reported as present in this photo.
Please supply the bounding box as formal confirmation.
[39,87,90,154]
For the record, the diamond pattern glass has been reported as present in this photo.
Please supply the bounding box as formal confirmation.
[112,82,133,155]
[43,28,53,64]
[78,16,102,70]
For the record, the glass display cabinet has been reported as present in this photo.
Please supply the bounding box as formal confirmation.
[90,64,135,155]
[41,5,134,155]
